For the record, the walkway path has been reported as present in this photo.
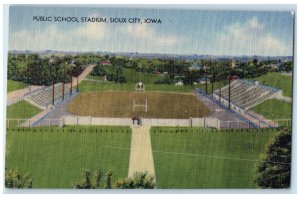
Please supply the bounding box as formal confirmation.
[128,126,155,178]
[70,64,96,86]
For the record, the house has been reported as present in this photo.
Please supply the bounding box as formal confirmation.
[197,77,210,84]
[188,64,204,72]
[100,60,111,65]
[175,81,184,86]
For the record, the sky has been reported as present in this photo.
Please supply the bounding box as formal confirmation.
[8,6,295,56]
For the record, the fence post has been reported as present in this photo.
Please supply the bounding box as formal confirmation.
[145,99,148,112]
[59,118,63,127]
[77,116,79,125]
[28,119,30,127]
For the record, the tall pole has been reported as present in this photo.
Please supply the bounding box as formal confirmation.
[62,80,65,100]
[70,76,73,96]
[52,64,55,106]
[62,67,65,100]
[211,65,214,96]
[228,77,231,110]
[205,70,208,94]
[52,81,55,106]
[211,79,214,96]
[76,76,79,92]
[219,80,221,103]
[211,74,214,96]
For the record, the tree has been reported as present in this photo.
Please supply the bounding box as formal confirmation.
[5,168,33,188]
[104,171,113,189]
[115,172,156,189]
[254,127,291,188]
[73,169,104,189]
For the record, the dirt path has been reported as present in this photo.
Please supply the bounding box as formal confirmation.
[20,108,52,127]
[70,64,96,87]
[128,126,155,178]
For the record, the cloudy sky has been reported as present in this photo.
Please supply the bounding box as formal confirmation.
[9,6,294,56]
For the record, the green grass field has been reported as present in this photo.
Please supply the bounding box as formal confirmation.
[82,71,230,94]
[254,72,293,97]
[7,100,41,119]
[7,80,27,93]
[79,80,195,93]
[5,126,131,188]
[123,68,165,84]
[150,127,277,188]
[251,99,292,120]
[85,75,105,81]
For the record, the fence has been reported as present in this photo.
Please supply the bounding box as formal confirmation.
[62,116,131,126]
[6,95,25,106]
[6,118,62,128]
[62,116,222,129]
[274,119,292,127]
[6,117,291,129]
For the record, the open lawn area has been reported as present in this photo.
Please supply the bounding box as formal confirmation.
[80,77,228,94]
[251,99,292,120]
[7,80,27,93]
[150,127,277,188]
[79,80,195,93]
[123,68,165,84]
[7,100,41,119]
[67,91,210,119]
[254,72,293,97]
[5,126,131,188]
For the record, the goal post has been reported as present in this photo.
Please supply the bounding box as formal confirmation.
[133,98,148,112]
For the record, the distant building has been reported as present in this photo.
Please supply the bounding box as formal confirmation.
[230,60,237,68]
[197,77,210,84]
[100,60,111,65]
[175,81,184,86]
[188,64,204,71]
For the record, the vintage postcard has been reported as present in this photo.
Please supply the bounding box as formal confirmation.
[5,5,294,190]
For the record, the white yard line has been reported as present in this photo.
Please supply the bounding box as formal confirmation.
[128,126,156,178]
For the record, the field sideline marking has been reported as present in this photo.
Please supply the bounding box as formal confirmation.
[104,146,290,165]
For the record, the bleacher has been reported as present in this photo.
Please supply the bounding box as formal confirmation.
[214,79,280,110]
[25,83,74,110]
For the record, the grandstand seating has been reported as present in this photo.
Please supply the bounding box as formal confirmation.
[214,79,280,110]
[25,83,74,109]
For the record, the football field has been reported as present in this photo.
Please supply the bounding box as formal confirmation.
[67,91,211,119]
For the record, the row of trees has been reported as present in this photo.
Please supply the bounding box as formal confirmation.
[97,56,293,85]
[5,168,155,189]
[8,53,292,86]
[73,169,155,189]
[91,64,126,83]
[8,54,99,86]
